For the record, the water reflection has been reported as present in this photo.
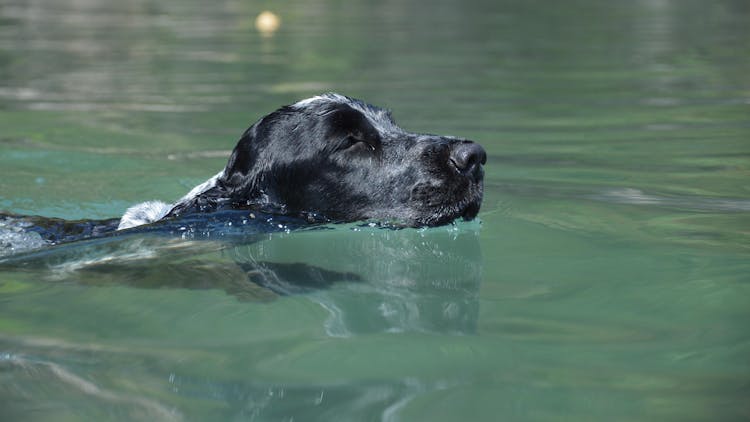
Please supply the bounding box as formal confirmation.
[229,223,482,335]
[2,219,483,335]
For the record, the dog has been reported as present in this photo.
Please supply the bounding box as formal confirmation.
[119,93,486,230]
[2,93,486,253]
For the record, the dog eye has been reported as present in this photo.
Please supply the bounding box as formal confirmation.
[341,135,375,152]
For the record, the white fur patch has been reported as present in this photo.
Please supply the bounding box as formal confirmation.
[292,93,345,108]
[117,201,172,230]
[117,171,224,230]
[292,93,400,134]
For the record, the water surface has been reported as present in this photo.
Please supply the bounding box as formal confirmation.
[1,0,749,420]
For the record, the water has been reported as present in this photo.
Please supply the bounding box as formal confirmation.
[1,0,749,420]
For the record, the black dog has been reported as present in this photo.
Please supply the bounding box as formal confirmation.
[3,93,486,251]
[120,93,485,229]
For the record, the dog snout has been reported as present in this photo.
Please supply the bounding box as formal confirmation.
[449,141,486,178]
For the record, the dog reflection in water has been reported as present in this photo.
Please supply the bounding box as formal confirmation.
[5,220,481,336]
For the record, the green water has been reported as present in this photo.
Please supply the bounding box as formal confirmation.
[1,0,749,420]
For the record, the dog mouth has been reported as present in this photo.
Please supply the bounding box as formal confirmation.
[460,200,481,221]
[414,183,484,227]
[420,200,481,227]
[408,166,485,227]
[450,190,483,224]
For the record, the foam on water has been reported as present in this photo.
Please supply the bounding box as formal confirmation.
[0,217,48,257]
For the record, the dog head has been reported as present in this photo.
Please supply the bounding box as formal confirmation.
[171,93,486,227]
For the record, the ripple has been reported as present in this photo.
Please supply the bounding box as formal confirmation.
[591,188,750,212]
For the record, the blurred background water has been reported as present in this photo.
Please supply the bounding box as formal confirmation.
[0,0,749,420]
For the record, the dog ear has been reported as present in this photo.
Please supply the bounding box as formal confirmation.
[166,122,265,218]
[219,122,265,200]
[224,125,257,178]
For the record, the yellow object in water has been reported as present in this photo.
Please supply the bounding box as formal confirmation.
[255,11,280,36]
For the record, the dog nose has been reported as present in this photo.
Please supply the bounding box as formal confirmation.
[450,141,487,175]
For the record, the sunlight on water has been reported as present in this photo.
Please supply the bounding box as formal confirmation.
[1,0,749,420]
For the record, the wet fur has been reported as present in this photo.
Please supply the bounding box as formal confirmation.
[120,93,485,229]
